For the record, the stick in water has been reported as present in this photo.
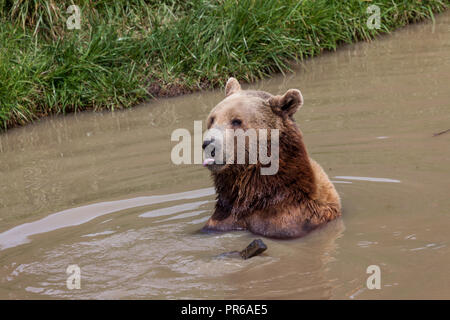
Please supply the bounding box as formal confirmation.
[240,239,268,259]
[217,239,268,260]
[433,129,450,137]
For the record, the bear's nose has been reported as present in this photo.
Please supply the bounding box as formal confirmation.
[202,138,214,150]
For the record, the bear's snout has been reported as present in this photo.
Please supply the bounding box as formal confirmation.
[202,138,214,150]
[202,137,217,168]
[202,138,216,158]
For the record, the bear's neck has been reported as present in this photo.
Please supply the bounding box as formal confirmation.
[212,122,317,219]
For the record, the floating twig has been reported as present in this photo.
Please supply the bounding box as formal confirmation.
[433,129,450,137]
[218,239,268,260]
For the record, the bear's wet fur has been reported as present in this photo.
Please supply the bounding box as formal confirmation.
[202,78,341,239]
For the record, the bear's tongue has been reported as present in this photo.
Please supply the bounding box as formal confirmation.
[203,158,215,167]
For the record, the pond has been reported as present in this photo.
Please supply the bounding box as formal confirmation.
[0,12,449,299]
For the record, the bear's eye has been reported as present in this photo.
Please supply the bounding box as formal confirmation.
[231,119,242,127]
[208,116,215,128]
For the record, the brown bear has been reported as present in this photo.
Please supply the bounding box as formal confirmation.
[201,77,341,239]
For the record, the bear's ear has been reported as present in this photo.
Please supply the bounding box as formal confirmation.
[268,89,303,117]
[225,77,241,97]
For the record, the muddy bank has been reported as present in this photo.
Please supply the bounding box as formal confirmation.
[1,1,448,131]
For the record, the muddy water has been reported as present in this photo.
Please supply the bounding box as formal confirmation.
[1,13,450,299]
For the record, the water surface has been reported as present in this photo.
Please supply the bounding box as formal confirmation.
[0,13,449,299]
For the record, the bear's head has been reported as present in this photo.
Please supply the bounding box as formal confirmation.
[202,77,304,175]
[202,78,316,219]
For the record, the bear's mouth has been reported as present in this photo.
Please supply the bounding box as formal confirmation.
[202,157,226,171]
[203,148,219,168]
[202,158,216,166]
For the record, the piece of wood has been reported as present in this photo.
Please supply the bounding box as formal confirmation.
[240,239,267,259]
[433,129,450,137]
[217,239,268,260]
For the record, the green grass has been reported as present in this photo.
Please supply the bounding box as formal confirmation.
[0,0,448,130]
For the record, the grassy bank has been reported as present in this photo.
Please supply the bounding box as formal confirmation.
[0,0,448,131]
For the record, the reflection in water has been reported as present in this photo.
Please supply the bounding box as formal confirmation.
[139,200,211,218]
[225,218,346,299]
[0,188,214,250]
[334,176,401,183]
[0,12,450,299]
